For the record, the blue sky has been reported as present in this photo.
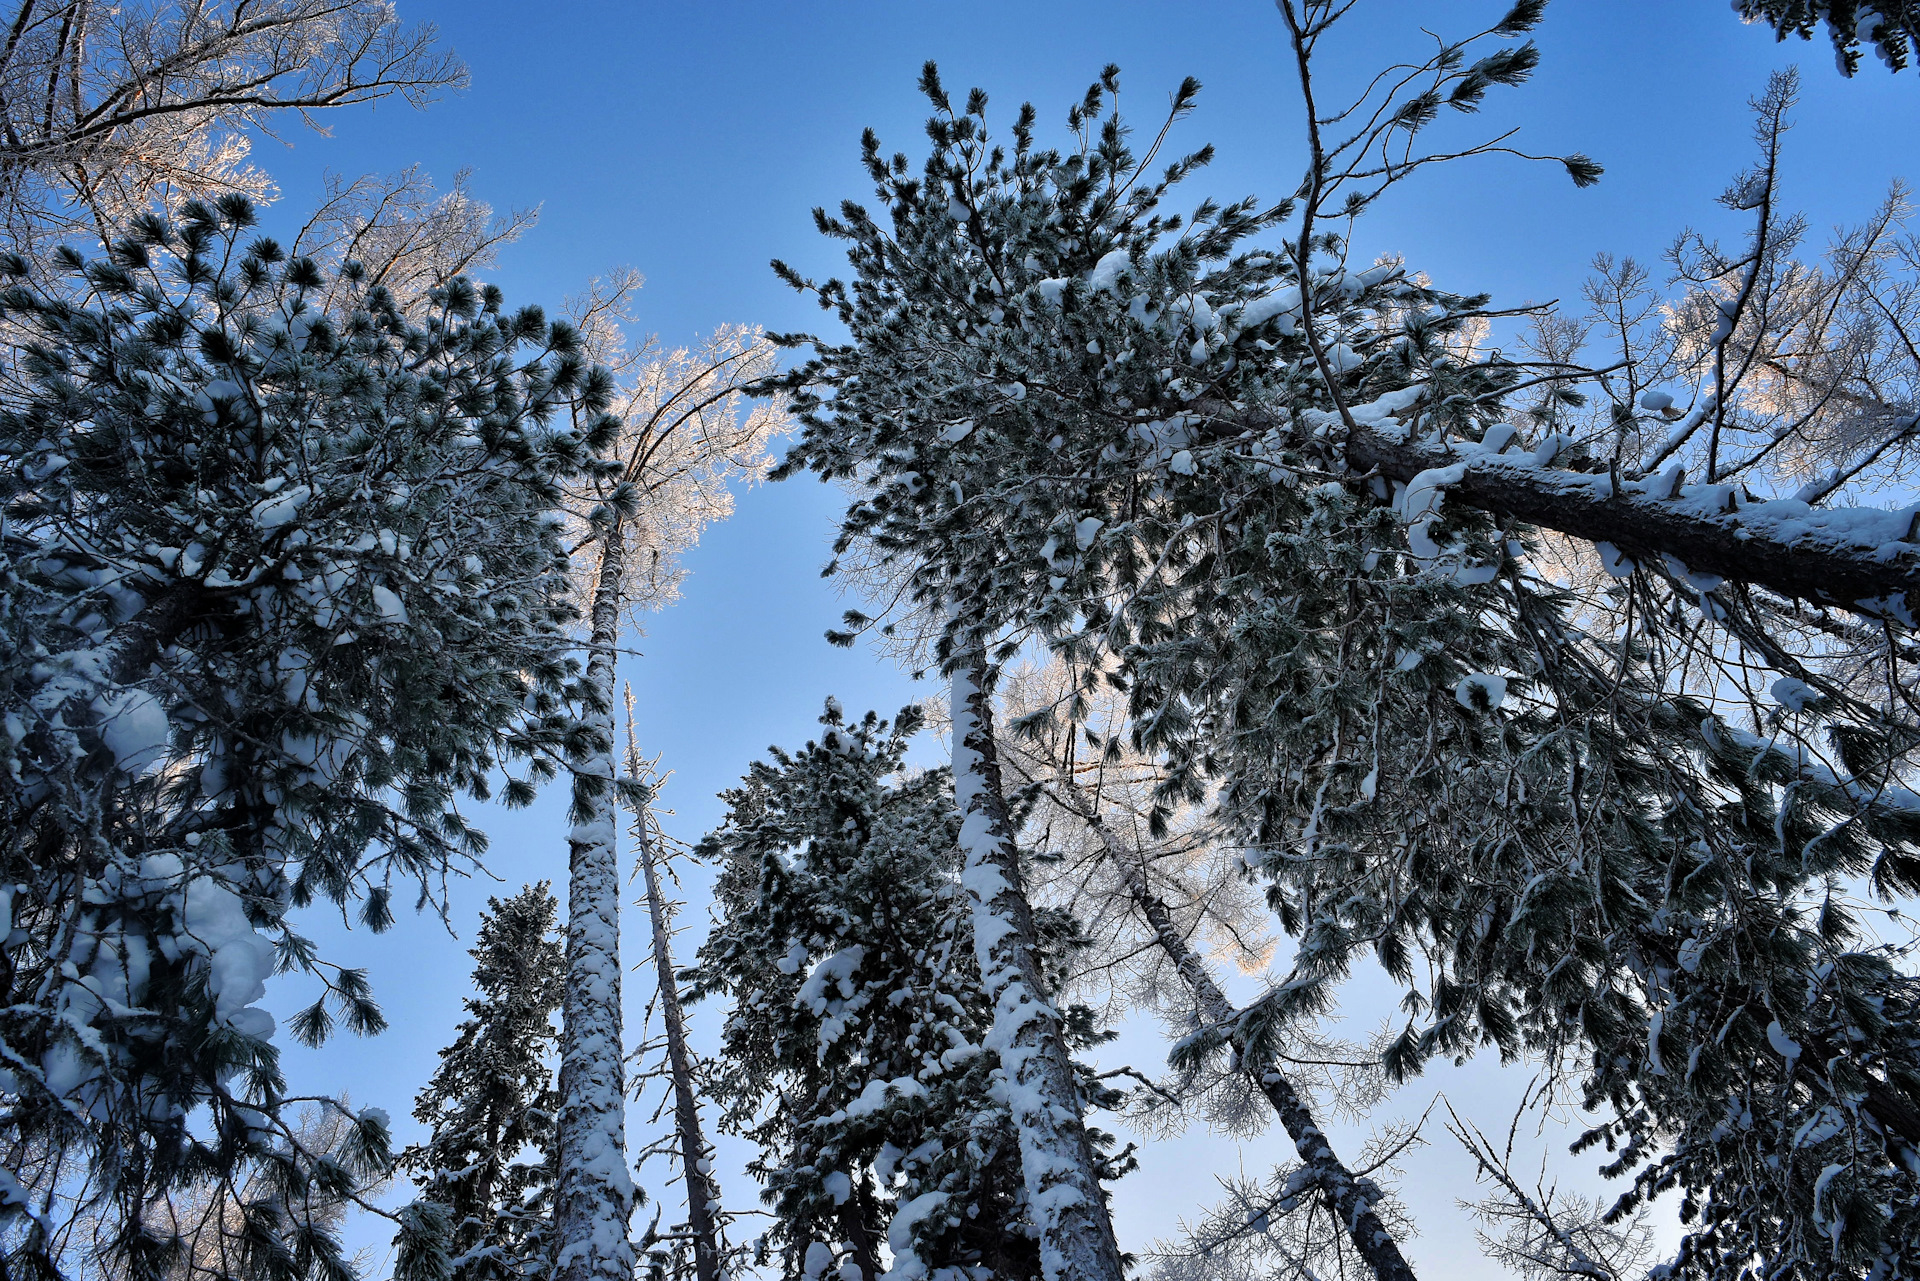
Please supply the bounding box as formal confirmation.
[256,1,1918,1273]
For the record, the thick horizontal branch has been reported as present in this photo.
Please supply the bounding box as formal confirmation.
[1341,422,1920,624]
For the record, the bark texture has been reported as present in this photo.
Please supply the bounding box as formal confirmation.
[554,526,636,1281]
[633,805,725,1281]
[949,656,1127,1281]
[1342,422,1920,619]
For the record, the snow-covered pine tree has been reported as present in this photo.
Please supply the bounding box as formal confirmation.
[1183,23,1920,1276]
[773,68,1235,1281]
[550,321,783,1281]
[1733,0,1919,73]
[772,14,1920,1273]
[769,59,1446,1280]
[946,646,1127,1281]
[692,700,1129,1281]
[0,197,598,1279]
[401,884,565,1281]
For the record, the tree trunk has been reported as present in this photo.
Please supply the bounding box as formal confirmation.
[1198,401,1920,622]
[1340,419,1920,620]
[1038,772,1417,1281]
[554,524,636,1281]
[1117,835,1413,1281]
[949,655,1127,1281]
[835,1183,884,1281]
[631,792,725,1281]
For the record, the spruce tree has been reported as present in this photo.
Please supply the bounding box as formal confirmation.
[693,701,1129,1281]
[401,884,566,1281]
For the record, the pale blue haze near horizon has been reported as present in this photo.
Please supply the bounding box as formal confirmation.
[245,2,1918,1273]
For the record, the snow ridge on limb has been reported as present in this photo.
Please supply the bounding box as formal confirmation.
[951,654,1129,1281]
[1332,409,1920,624]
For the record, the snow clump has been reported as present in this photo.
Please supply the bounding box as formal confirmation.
[1455,673,1508,713]
[181,877,277,1031]
[92,689,170,775]
[1770,677,1821,713]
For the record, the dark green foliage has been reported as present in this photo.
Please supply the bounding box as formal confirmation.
[0,198,602,1279]
[692,702,1127,1281]
[400,884,566,1281]
[775,68,1920,1279]
[1735,1,1920,73]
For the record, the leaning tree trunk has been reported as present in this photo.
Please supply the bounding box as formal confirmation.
[1342,420,1920,616]
[629,777,726,1281]
[949,655,1128,1281]
[1050,775,1417,1281]
[1193,401,1920,624]
[554,523,636,1281]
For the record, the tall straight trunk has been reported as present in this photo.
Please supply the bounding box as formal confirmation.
[948,654,1127,1281]
[624,729,725,1281]
[554,524,636,1281]
[1043,773,1417,1281]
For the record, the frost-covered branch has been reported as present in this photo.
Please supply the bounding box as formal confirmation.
[0,0,464,258]
[1444,1097,1651,1281]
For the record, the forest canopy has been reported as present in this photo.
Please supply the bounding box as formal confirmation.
[1,3,1918,1281]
